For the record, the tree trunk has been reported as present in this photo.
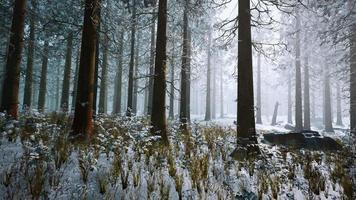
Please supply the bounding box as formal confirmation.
[71,0,101,138]
[186,29,191,122]
[212,55,216,119]
[336,83,343,126]
[38,40,49,113]
[55,66,60,111]
[133,29,141,114]
[0,0,27,119]
[60,32,73,112]
[288,72,292,124]
[204,29,212,121]
[271,102,279,126]
[98,34,108,114]
[147,9,156,116]
[295,10,303,132]
[112,31,124,114]
[220,62,223,118]
[236,0,256,140]
[169,41,175,119]
[303,46,311,130]
[71,48,80,111]
[150,0,168,143]
[126,0,137,116]
[256,52,262,124]
[23,0,36,110]
[180,2,190,128]
[323,65,334,132]
[93,8,101,116]
[350,18,356,134]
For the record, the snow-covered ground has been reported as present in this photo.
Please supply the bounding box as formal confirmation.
[0,113,354,199]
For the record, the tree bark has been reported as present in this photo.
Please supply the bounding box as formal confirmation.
[150,0,168,143]
[133,29,141,114]
[112,31,124,114]
[256,52,262,124]
[71,48,80,111]
[126,0,137,116]
[38,40,49,113]
[204,29,212,121]
[303,44,311,130]
[71,0,100,138]
[147,9,156,116]
[350,17,356,134]
[220,61,223,118]
[288,72,292,124]
[98,34,108,114]
[237,0,256,140]
[323,65,334,132]
[0,0,27,119]
[180,2,190,128]
[336,83,343,126]
[295,10,303,132]
[60,32,73,112]
[92,7,101,116]
[212,53,216,119]
[23,0,36,110]
[271,102,279,126]
[169,41,175,119]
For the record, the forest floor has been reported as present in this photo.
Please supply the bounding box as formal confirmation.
[0,112,355,200]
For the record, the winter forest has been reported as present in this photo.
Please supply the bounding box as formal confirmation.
[0,0,355,199]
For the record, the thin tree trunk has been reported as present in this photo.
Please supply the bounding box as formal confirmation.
[324,65,334,132]
[169,41,175,119]
[350,15,356,134]
[38,40,49,112]
[186,29,191,122]
[133,29,141,114]
[147,9,156,116]
[295,9,303,132]
[256,52,262,124]
[55,66,60,111]
[271,102,279,126]
[93,8,101,116]
[204,29,212,121]
[179,2,189,128]
[23,0,36,110]
[71,47,80,111]
[112,31,124,114]
[60,32,73,112]
[71,0,101,138]
[98,34,108,114]
[220,62,223,118]
[336,83,343,126]
[303,46,311,130]
[126,0,137,116]
[212,55,216,119]
[150,0,168,143]
[236,0,256,140]
[288,72,292,124]
[0,0,27,118]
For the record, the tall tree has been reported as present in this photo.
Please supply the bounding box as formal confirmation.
[71,0,101,138]
[37,40,49,112]
[92,7,101,115]
[112,31,124,114]
[169,41,175,119]
[132,29,141,114]
[126,0,137,116]
[271,102,279,126]
[179,1,190,128]
[204,28,212,121]
[147,9,156,116]
[294,9,303,132]
[336,83,343,126]
[98,34,108,114]
[60,32,73,112]
[256,52,262,124]
[303,35,311,130]
[71,48,80,111]
[150,0,168,143]
[220,61,223,118]
[0,0,27,118]
[236,0,256,141]
[23,0,37,110]
[287,72,292,124]
[350,13,356,134]
[323,64,334,132]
